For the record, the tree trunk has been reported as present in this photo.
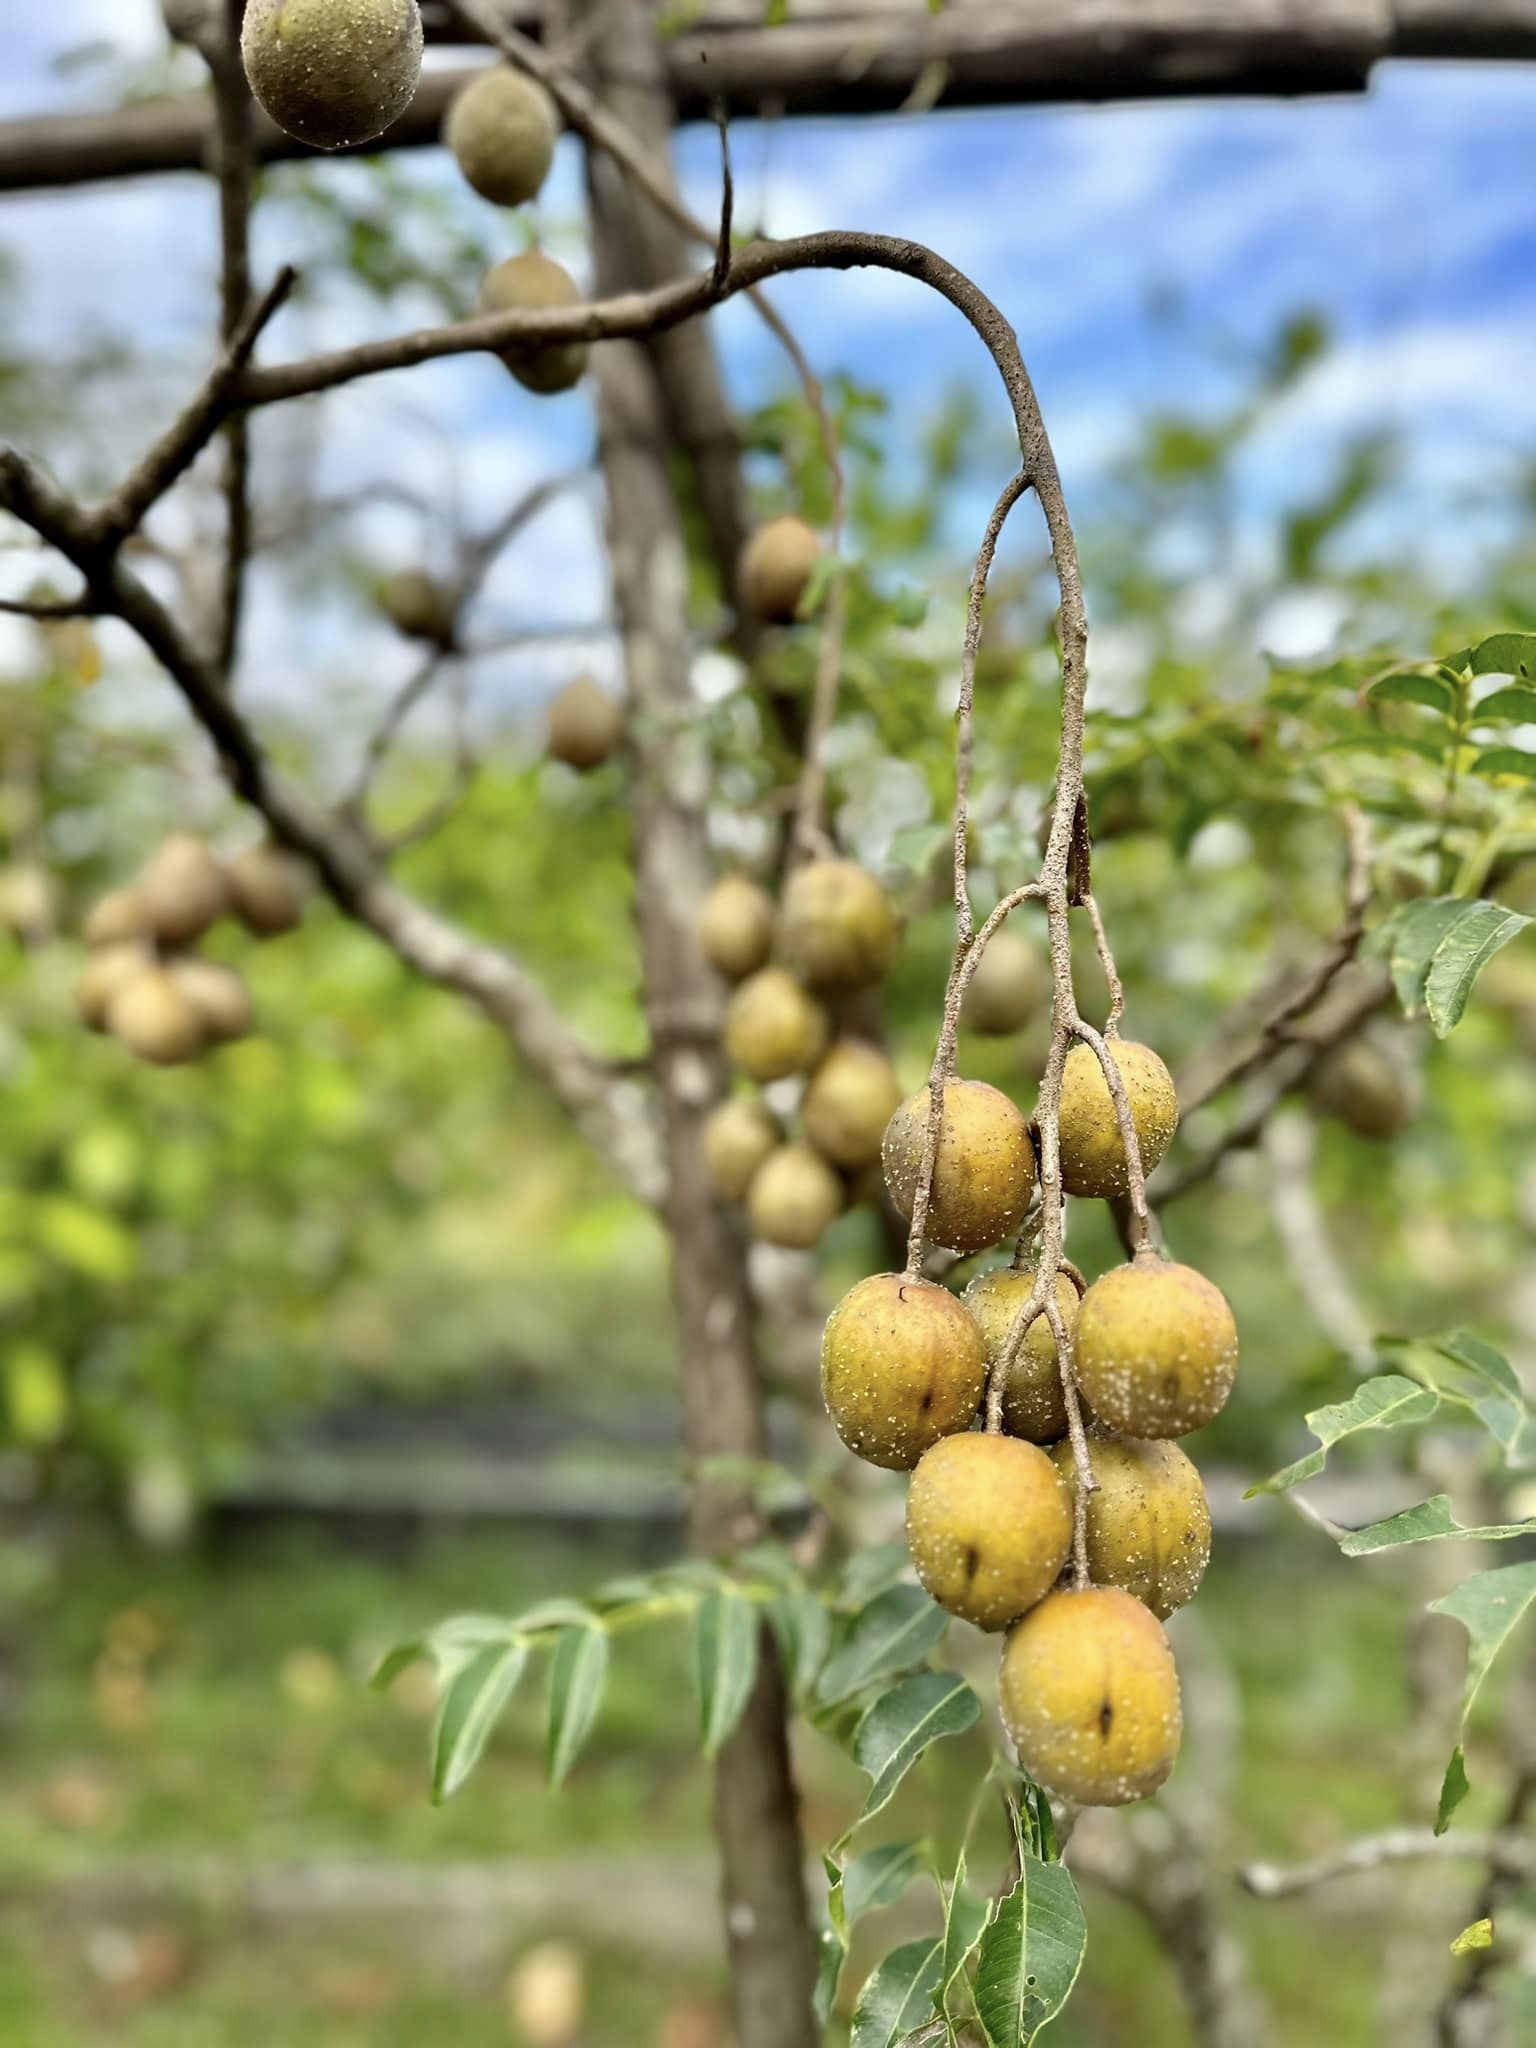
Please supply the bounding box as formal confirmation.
[575,11,821,2046]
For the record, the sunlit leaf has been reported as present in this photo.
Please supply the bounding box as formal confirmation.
[546,1622,609,1786]
[1470,746,1536,781]
[1469,632,1536,678]
[1368,671,1455,716]
[1450,1917,1494,1956]
[1337,1494,1536,1555]
[432,1639,528,1802]
[1471,685,1536,724]
[1423,902,1533,1034]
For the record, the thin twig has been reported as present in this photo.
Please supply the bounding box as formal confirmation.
[1241,1830,1536,1899]
[206,0,256,670]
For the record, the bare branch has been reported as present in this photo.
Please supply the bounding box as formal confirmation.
[1241,1829,1536,1899]
[201,0,257,668]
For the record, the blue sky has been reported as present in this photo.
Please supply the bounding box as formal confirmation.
[1,4,1534,722]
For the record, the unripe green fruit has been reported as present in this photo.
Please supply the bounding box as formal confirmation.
[821,1273,986,1471]
[703,1096,780,1201]
[802,1041,903,1171]
[1310,1035,1414,1139]
[444,66,556,207]
[747,1142,844,1249]
[883,1078,1035,1254]
[738,516,821,624]
[1048,1437,1210,1619]
[964,931,1049,1036]
[1057,1039,1178,1199]
[776,858,899,993]
[241,0,424,151]
[1074,1257,1237,1439]
[139,835,227,949]
[380,569,455,646]
[724,968,828,1082]
[226,844,306,938]
[962,1266,1080,1444]
[76,941,152,1031]
[546,675,622,770]
[107,967,205,1066]
[480,251,589,394]
[696,875,775,982]
[1000,1585,1182,1806]
[906,1432,1071,1631]
[166,958,253,1047]
[84,887,147,950]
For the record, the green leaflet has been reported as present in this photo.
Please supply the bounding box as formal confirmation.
[1247,1375,1438,1496]
[853,1672,981,1825]
[1338,1494,1536,1556]
[973,1852,1087,2046]
[1428,1561,1536,1833]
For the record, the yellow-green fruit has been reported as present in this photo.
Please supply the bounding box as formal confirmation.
[1057,1039,1178,1198]
[106,967,205,1066]
[724,967,828,1082]
[84,887,147,950]
[1049,1437,1210,1619]
[139,835,227,949]
[777,859,899,994]
[226,844,306,938]
[747,1143,844,1250]
[964,932,1049,1036]
[962,1266,1080,1444]
[703,1096,780,1201]
[883,1079,1035,1254]
[738,516,821,624]
[480,250,589,394]
[821,1273,987,1471]
[546,675,622,770]
[906,1432,1071,1631]
[166,958,253,1047]
[696,875,775,982]
[443,66,556,207]
[241,0,424,151]
[803,1041,903,1171]
[381,569,455,646]
[76,942,152,1032]
[1310,1036,1414,1139]
[1000,1585,1182,1806]
[0,863,54,942]
[1074,1257,1237,1439]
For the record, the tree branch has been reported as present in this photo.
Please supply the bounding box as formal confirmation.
[1241,1829,1536,1899]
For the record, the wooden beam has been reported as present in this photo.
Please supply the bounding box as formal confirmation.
[1,1,1534,195]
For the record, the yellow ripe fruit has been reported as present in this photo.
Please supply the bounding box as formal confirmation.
[139,835,227,949]
[443,66,556,208]
[1048,1437,1210,1619]
[546,676,623,770]
[883,1078,1035,1254]
[241,0,424,151]
[1310,1035,1414,1139]
[1000,1585,1182,1806]
[84,887,147,950]
[166,958,254,1047]
[703,1096,780,1201]
[964,932,1050,1036]
[480,250,589,394]
[738,516,822,624]
[226,844,306,938]
[906,1432,1071,1631]
[106,967,205,1066]
[0,863,55,942]
[1057,1039,1178,1199]
[747,1143,844,1250]
[776,859,899,993]
[724,968,828,1083]
[1074,1257,1238,1439]
[821,1273,986,1471]
[803,1041,903,1171]
[380,569,455,646]
[962,1266,1080,1445]
[696,875,775,982]
[76,941,152,1032]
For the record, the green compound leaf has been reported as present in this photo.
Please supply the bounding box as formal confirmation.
[1247,1375,1438,1497]
[1337,1494,1536,1556]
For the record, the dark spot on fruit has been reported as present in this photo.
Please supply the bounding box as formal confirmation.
[962,1544,980,1583]
[919,1389,934,1413]
[1098,1699,1114,1739]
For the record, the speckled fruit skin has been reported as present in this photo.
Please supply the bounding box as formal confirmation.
[738,517,821,623]
[747,1143,844,1249]
[883,1079,1036,1254]
[724,968,828,1083]
[962,1266,1080,1444]
[546,676,622,769]
[803,1042,903,1171]
[1073,1258,1238,1439]
[776,859,899,994]
[1056,1039,1178,1199]
[444,67,556,207]
[964,931,1049,1036]
[1049,1436,1210,1618]
[906,1433,1071,1630]
[696,876,775,982]
[242,0,424,151]
[821,1274,986,1471]
[702,1097,780,1201]
[479,251,589,394]
[1000,1585,1182,1806]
